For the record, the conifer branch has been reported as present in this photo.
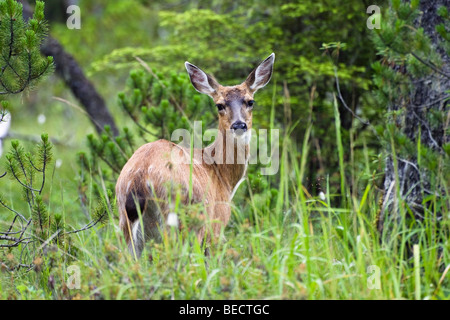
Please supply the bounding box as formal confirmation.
[0,0,54,95]
[410,52,450,79]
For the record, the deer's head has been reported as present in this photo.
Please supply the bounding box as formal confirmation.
[185,53,275,136]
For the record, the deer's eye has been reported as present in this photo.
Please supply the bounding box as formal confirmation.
[216,104,225,111]
[247,100,255,107]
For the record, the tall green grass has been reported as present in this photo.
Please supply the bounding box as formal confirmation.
[0,95,449,300]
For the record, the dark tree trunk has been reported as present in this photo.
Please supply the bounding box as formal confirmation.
[19,0,119,136]
[379,0,449,233]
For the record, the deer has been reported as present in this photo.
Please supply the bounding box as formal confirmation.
[115,53,275,258]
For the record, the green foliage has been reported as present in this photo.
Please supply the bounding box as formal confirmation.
[5,134,52,194]
[118,68,214,140]
[0,134,112,272]
[436,5,450,55]
[0,135,60,262]
[3,122,449,300]
[51,0,155,74]
[1,0,448,300]
[0,0,53,96]
[371,1,449,182]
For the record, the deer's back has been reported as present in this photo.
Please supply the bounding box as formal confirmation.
[116,139,227,239]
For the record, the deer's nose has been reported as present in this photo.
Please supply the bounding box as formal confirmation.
[231,121,247,134]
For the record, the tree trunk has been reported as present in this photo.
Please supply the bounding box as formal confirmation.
[379,0,449,233]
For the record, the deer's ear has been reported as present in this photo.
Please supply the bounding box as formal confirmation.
[245,53,275,93]
[185,62,219,96]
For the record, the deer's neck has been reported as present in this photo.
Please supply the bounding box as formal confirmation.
[204,129,250,194]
